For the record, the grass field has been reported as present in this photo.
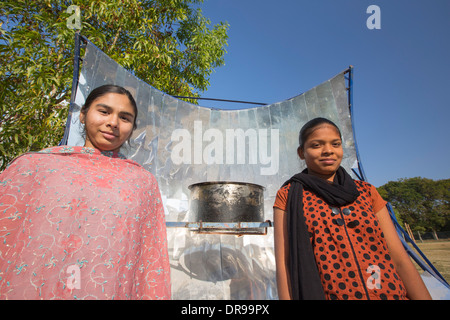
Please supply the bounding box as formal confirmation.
[409,240,450,283]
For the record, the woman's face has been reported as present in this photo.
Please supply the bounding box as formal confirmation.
[297,124,343,182]
[80,93,136,152]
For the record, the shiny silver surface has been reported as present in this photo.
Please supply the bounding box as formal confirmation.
[67,39,358,300]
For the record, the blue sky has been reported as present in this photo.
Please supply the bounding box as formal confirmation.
[195,0,450,187]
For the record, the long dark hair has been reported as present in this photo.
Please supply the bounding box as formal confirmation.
[81,84,138,130]
[298,117,342,150]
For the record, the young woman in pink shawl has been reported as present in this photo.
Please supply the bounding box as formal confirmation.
[0,85,171,299]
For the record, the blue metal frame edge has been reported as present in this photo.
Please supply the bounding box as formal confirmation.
[347,66,449,289]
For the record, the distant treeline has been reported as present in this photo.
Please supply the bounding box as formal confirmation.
[377,177,450,233]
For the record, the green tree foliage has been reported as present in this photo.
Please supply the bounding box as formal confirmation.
[378,177,450,233]
[0,0,228,170]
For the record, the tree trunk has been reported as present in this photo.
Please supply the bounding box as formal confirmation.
[432,229,439,240]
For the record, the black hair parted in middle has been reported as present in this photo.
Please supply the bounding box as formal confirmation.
[298,117,342,150]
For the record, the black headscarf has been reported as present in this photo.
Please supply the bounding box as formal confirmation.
[283,166,360,300]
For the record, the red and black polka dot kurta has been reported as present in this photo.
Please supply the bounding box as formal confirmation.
[275,180,408,300]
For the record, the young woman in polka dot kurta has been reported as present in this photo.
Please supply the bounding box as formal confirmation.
[0,85,171,299]
[274,118,431,300]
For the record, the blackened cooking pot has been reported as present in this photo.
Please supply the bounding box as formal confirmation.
[188,181,265,234]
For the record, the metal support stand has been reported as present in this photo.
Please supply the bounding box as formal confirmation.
[166,220,273,235]
[60,31,87,146]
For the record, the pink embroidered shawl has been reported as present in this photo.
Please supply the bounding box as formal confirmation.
[0,146,171,299]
